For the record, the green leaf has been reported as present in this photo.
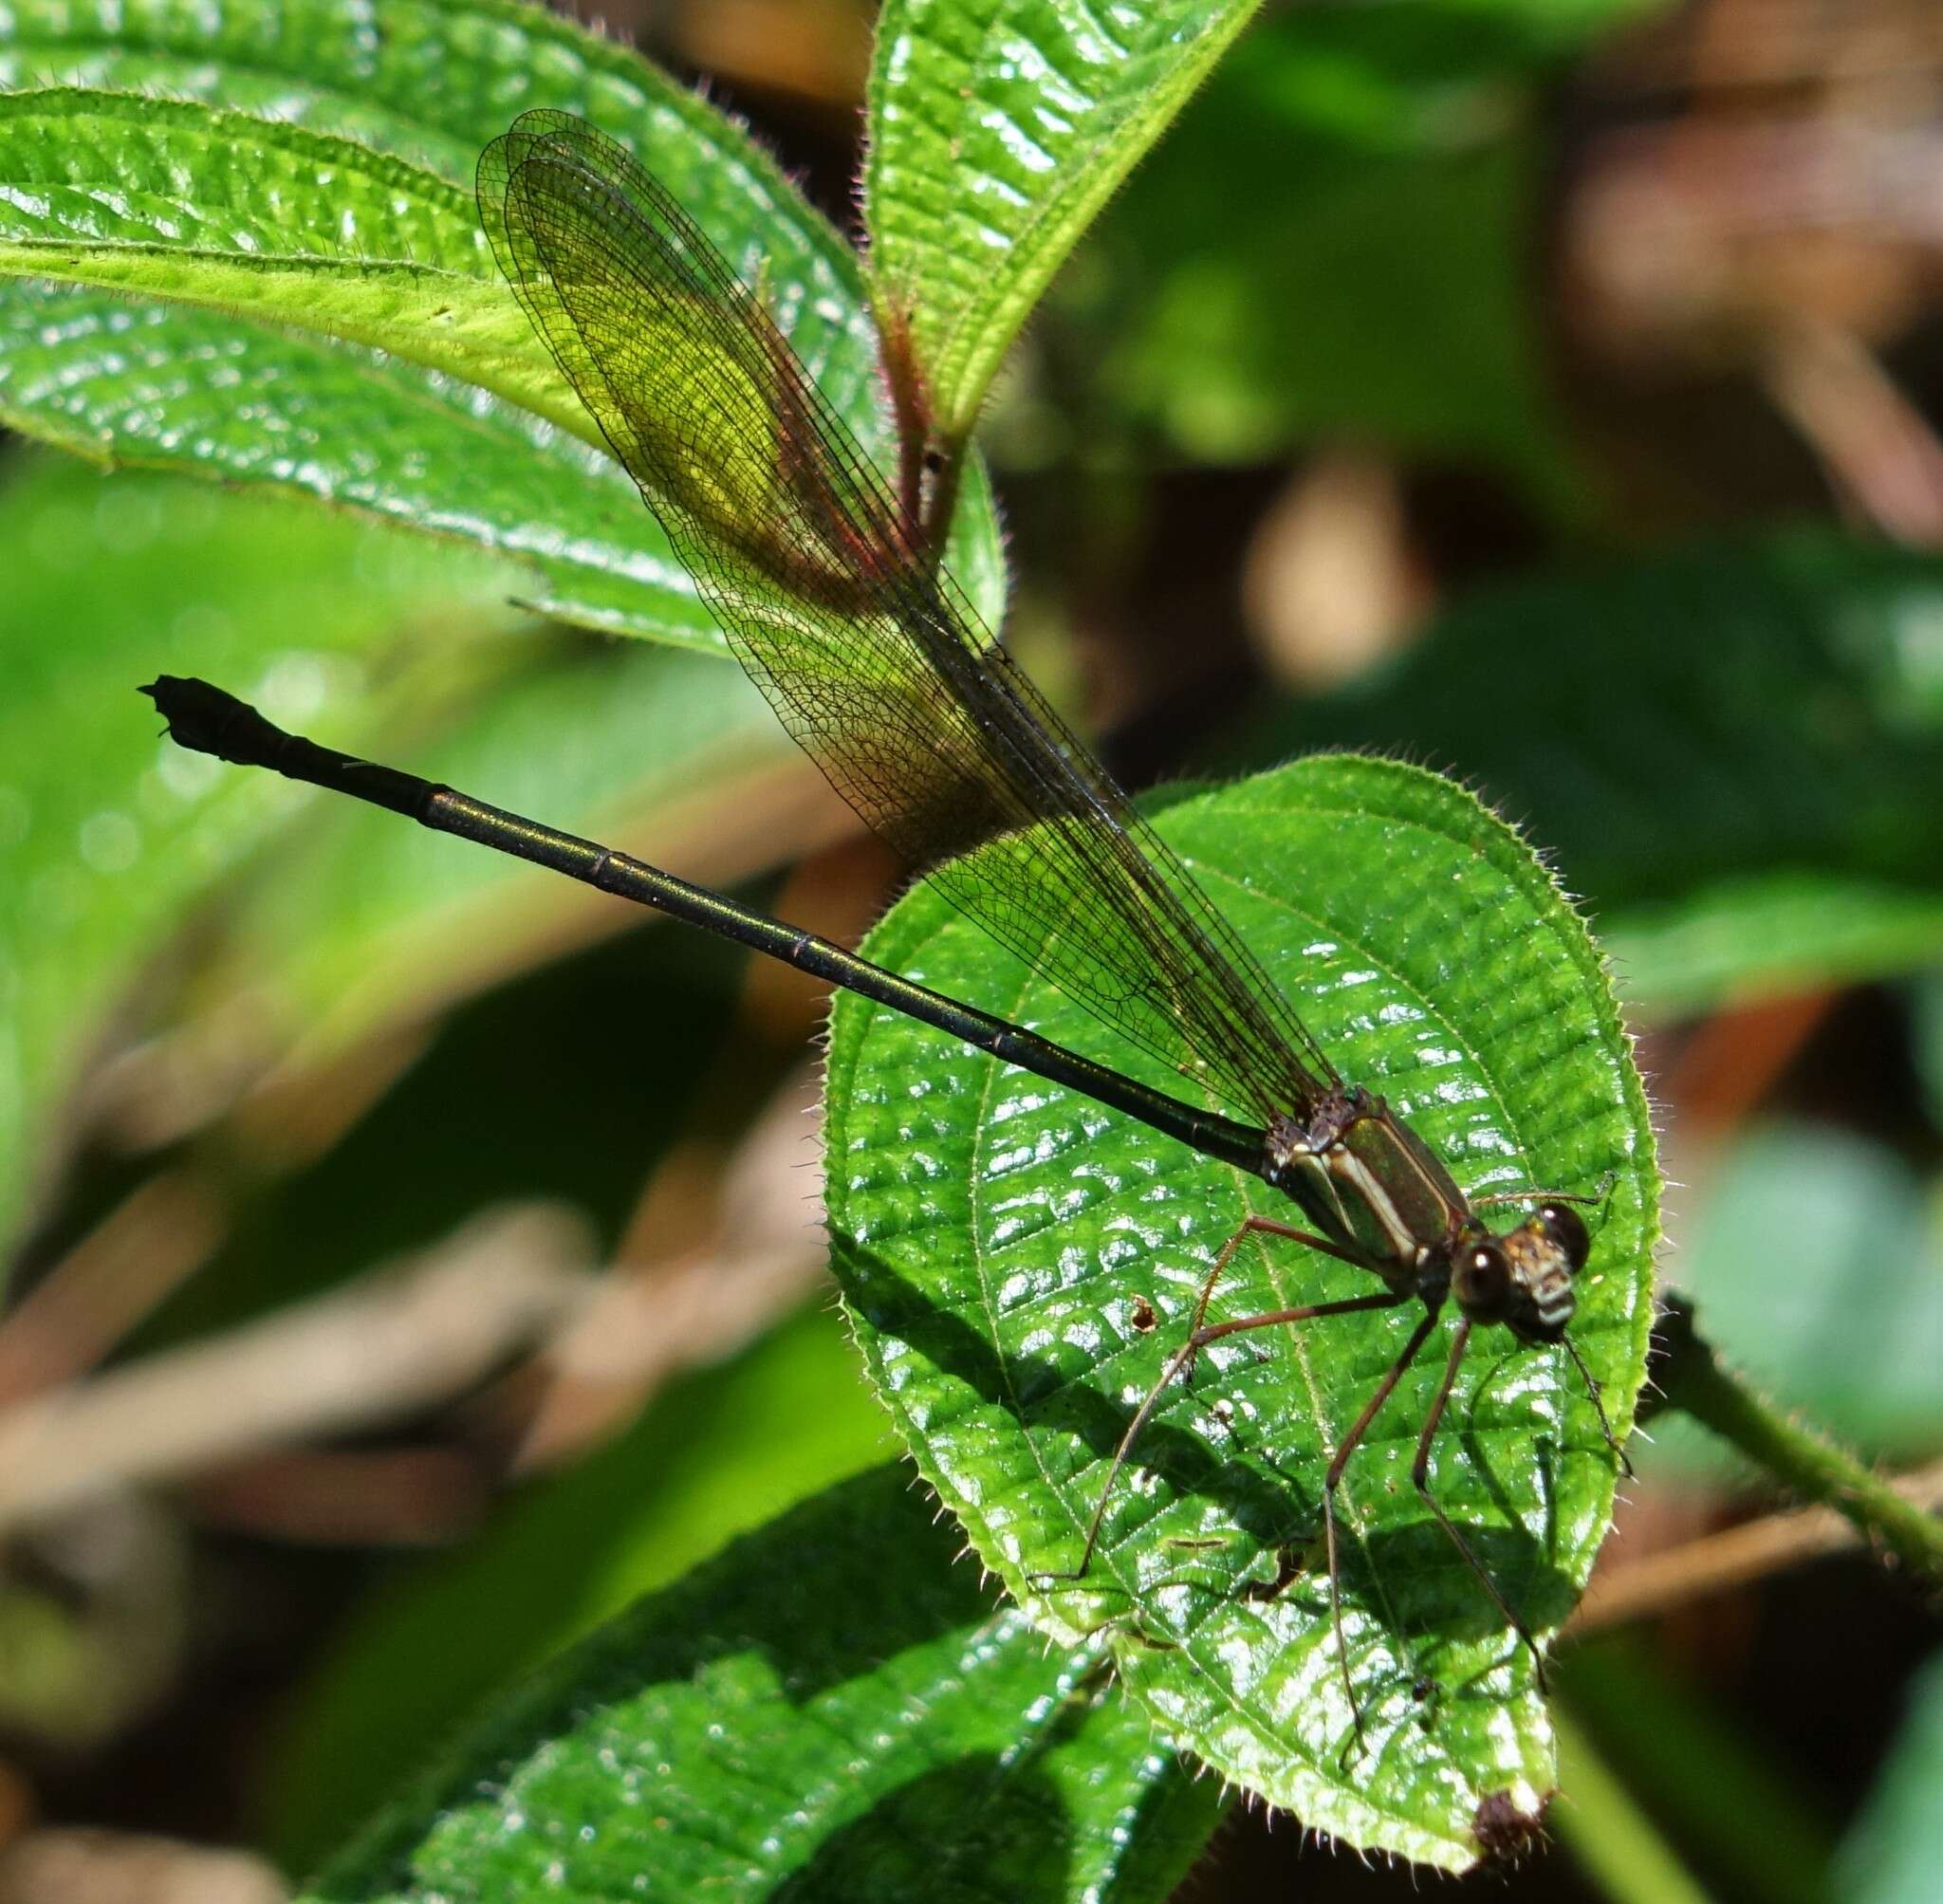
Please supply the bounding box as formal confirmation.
[1548,1709,1712,1904]
[1837,1647,1943,1904]
[0,0,1009,639]
[0,281,726,649]
[297,1463,1226,1903]
[823,754,1657,1870]
[1242,532,1943,1014]
[0,89,557,404]
[0,450,517,1253]
[1560,1634,1834,1904]
[165,627,792,1074]
[121,900,759,1367]
[0,0,808,178]
[0,444,823,1263]
[1915,971,1943,1134]
[1606,878,1943,1021]
[864,0,1265,440]
[1063,2,1649,506]
[268,1309,899,1874]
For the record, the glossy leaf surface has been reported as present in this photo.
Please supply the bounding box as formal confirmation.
[824,754,1657,1870]
[865,0,1263,439]
[0,282,724,649]
[299,1463,1226,1904]
[0,1,1007,642]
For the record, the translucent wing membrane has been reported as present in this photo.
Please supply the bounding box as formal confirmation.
[478,110,1333,1123]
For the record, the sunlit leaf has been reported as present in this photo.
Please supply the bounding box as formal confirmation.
[0,5,1009,641]
[825,753,1657,1869]
[865,0,1264,439]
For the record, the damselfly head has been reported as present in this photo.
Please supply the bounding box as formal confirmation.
[1452,1200,1589,1343]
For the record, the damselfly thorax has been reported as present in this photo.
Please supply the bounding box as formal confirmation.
[1264,1084,1589,1340]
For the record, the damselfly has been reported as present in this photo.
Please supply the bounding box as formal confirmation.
[142,108,1629,1735]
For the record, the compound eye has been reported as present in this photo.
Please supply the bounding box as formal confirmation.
[1453,1239,1512,1322]
[1536,1201,1591,1272]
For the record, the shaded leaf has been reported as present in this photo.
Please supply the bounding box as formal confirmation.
[824,754,1656,1869]
[173,628,793,1072]
[0,451,515,1252]
[1560,1633,1834,1904]
[1915,971,1943,1134]
[1244,533,1943,1013]
[1548,1708,1712,1904]
[1654,1123,1943,1470]
[297,1462,1225,1903]
[268,1309,897,1873]
[1064,2,1650,505]
[1837,1647,1943,1904]
[0,446,818,1266]
[121,895,768,1361]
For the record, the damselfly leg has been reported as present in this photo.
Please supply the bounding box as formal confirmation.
[1043,1212,1404,1581]
[1044,1211,1571,1750]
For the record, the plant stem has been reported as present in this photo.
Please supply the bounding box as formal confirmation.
[1570,1458,1943,1633]
[1653,1297,1943,1586]
[1558,1636,1832,1904]
[1551,1707,1711,1904]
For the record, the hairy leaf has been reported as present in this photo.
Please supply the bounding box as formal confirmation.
[0,3,1008,640]
[865,0,1263,439]
[299,1463,1226,1903]
[824,754,1656,1870]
